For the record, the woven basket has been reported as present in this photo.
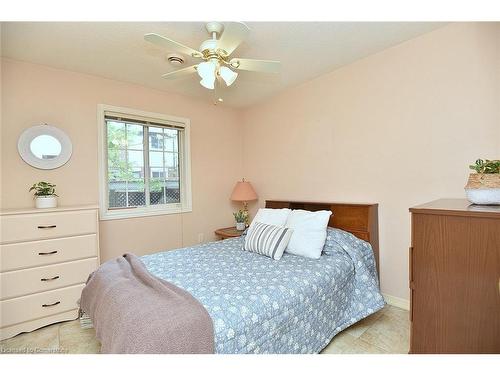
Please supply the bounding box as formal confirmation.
[465,173,500,189]
[465,173,500,205]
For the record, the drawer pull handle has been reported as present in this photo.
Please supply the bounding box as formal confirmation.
[38,225,57,229]
[42,301,60,307]
[38,250,58,256]
[41,276,60,282]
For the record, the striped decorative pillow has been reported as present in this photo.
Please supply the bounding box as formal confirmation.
[243,222,293,260]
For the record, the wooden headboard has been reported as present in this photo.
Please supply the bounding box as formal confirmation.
[265,200,379,274]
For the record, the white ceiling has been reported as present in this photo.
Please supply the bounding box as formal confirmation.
[1,22,445,108]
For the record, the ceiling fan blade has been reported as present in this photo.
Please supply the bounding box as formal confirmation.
[161,65,198,80]
[144,33,202,58]
[217,22,250,55]
[230,58,281,73]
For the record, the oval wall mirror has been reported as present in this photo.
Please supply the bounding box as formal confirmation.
[18,125,73,169]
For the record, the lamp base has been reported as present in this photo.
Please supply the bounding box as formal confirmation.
[243,201,250,227]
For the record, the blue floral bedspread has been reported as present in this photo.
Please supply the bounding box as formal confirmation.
[141,230,385,354]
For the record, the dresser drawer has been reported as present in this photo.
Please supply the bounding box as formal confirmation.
[0,210,97,243]
[0,234,98,272]
[0,284,84,328]
[1,258,97,300]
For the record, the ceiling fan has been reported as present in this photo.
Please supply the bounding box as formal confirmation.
[144,22,281,104]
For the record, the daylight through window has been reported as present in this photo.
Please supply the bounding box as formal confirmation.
[99,106,191,219]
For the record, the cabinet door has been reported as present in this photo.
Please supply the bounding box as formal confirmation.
[411,213,500,353]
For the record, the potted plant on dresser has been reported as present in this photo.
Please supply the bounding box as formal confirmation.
[29,181,58,208]
[465,159,500,205]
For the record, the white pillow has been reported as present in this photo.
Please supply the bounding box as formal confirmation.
[285,209,332,259]
[250,208,291,228]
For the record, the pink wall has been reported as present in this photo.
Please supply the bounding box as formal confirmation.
[1,23,499,301]
[1,59,244,261]
[241,23,500,300]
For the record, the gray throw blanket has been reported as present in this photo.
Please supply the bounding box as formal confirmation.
[80,253,214,354]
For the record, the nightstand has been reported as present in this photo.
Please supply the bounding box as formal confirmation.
[214,226,245,240]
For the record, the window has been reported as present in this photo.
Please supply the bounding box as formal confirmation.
[98,105,191,220]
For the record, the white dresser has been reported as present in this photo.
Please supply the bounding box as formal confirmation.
[0,205,99,340]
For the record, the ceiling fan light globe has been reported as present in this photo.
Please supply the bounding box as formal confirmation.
[219,66,238,86]
[197,61,217,80]
[200,77,215,90]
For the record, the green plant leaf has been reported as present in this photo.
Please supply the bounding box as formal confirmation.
[469,159,500,174]
[29,181,57,198]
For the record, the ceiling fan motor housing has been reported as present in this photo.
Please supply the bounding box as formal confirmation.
[199,39,218,54]
[200,22,229,58]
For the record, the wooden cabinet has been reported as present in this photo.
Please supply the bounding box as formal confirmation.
[409,199,500,353]
[0,205,99,340]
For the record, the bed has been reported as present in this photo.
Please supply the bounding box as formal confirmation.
[142,200,383,353]
[83,200,384,353]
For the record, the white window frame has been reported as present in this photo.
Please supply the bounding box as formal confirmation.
[98,104,192,220]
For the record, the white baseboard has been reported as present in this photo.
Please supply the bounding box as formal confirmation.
[382,293,410,311]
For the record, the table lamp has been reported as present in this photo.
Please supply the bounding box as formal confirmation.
[230,178,258,226]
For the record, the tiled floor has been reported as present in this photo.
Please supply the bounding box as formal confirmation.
[322,305,410,354]
[0,305,409,354]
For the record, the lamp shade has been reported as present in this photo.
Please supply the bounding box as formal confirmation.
[230,180,258,202]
